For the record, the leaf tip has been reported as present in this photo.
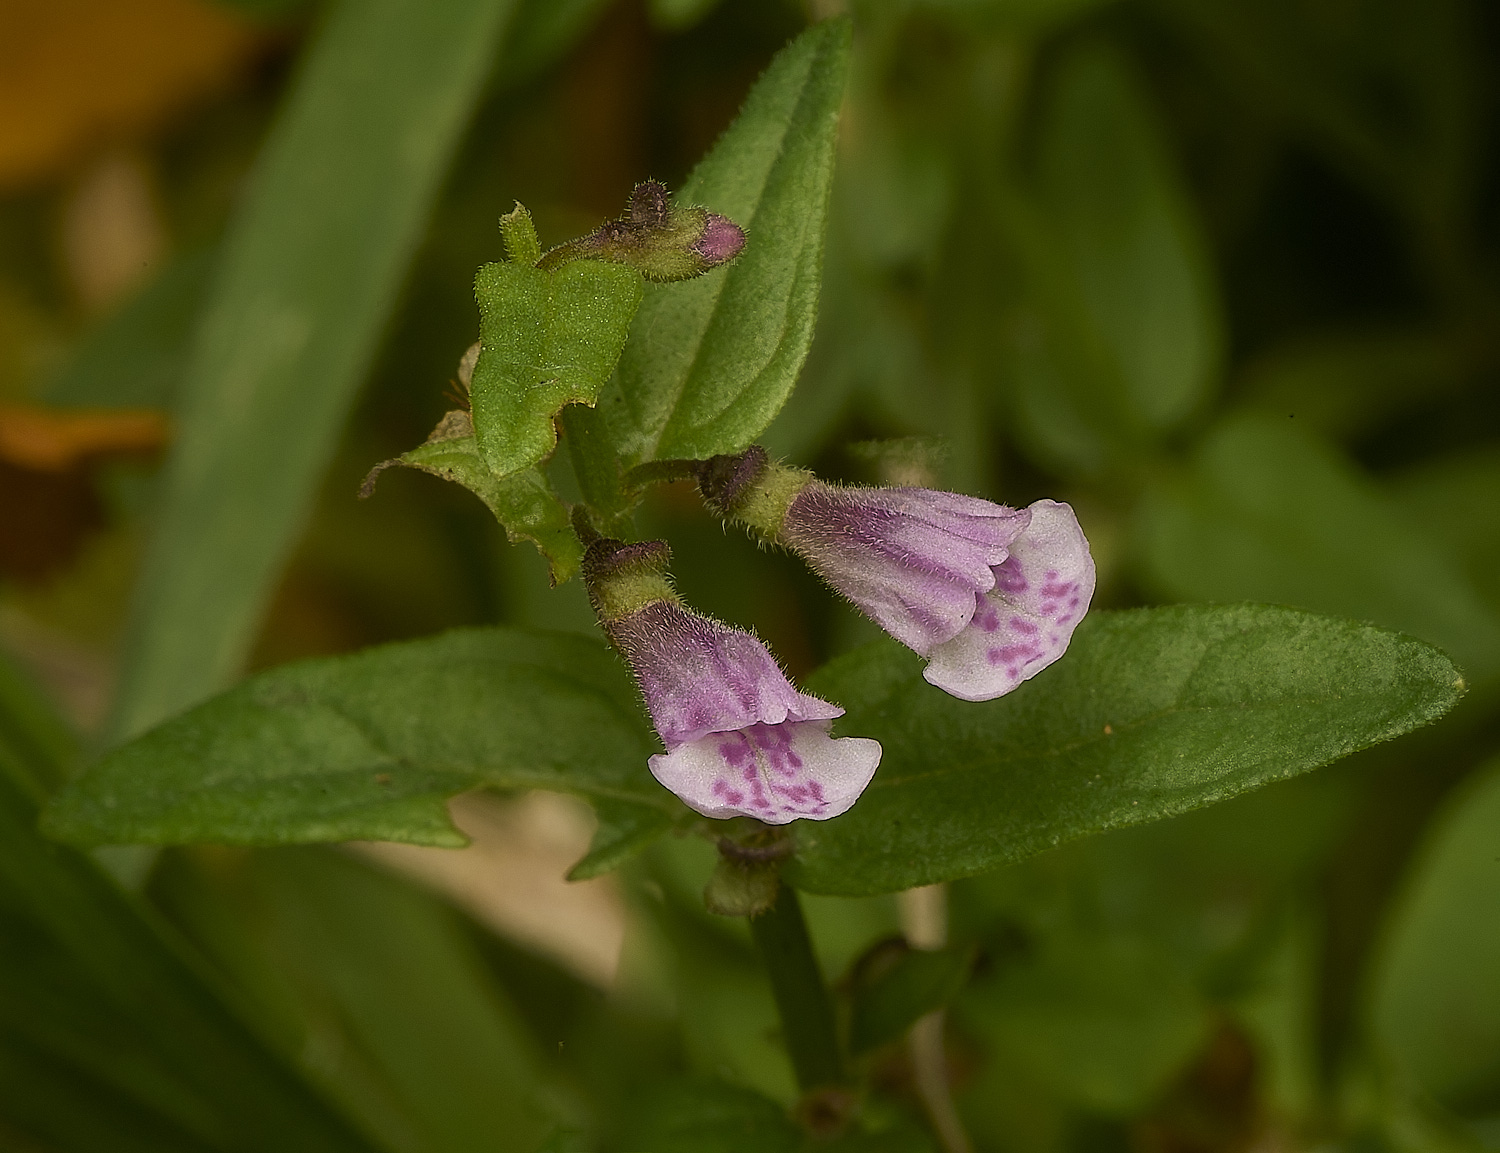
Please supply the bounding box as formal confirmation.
[358,459,396,500]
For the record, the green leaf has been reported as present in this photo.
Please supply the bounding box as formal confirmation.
[470,247,644,478]
[648,0,724,32]
[567,795,679,881]
[43,628,669,849]
[0,673,379,1151]
[43,248,214,410]
[622,1078,802,1153]
[847,941,975,1054]
[1137,413,1500,682]
[1235,328,1466,441]
[960,931,1209,1116]
[154,846,556,1150]
[496,0,612,89]
[1006,40,1222,472]
[364,410,582,583]
[110,0,519,743]
[1387,445,1500,611]
[603,18,851,463]
[948,772,1348,1116]
[1372,754,1500,1112]
[787,605,1464,896]
[0,651,76,799]
[1147,0,1474,228]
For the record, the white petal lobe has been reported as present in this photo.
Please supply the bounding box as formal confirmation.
[648,721,882,825]
[923,499,1095,701]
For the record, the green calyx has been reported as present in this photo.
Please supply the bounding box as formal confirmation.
[499,202,542,265]
[583,538,680,623]
[704,824,794,917]
[694,446,812,541]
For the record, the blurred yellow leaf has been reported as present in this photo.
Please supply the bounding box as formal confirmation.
[0,0,263,190]
[0,403,168,471]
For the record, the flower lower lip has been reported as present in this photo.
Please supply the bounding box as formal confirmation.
[649,720,882,825]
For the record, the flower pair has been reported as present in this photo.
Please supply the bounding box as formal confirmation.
[586,450,1095,825]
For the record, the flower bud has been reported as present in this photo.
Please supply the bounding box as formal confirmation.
[538,180,746,282]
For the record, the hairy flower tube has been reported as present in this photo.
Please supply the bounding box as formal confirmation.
[584,538,881,824]
[696,447,1096,702]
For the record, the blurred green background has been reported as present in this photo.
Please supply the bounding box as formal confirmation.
[2,0,1498,1149]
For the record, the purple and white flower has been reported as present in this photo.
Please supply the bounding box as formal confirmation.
[779,482,1095,702]
[587,540,881,824]
[919,499,1095,701]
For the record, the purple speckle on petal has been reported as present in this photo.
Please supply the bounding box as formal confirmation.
[993,559,1029,595]
[647,718,881,825]
[719,737,753,768]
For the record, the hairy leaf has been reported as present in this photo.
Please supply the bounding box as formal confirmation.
[469,256,643,479]
[44,629,669,849]
[604,18,851,463]
[789,605,1463,896]
[364,410,581,583]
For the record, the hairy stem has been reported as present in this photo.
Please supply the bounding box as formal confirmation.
[750,882,845,1091]
[560,404,632,534]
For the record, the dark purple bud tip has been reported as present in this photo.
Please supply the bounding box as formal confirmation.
[583,537,678,623]
[694,446,769,517]
[629,179,671,227]
[693,213,746,267]
[583,537,670,582]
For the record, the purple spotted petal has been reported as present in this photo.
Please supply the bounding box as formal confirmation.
[648,720,881,824]
[607,600,840,748]
[923,500,1095,702]
[782,482,1031,655]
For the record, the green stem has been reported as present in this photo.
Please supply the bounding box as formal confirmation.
[560,404,631,531]
[621,457,702,492]
[750,882,846,1091]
